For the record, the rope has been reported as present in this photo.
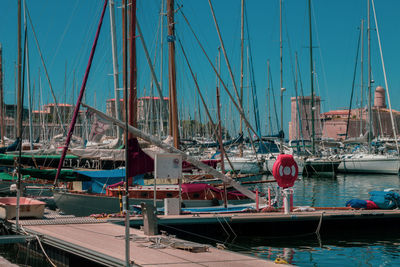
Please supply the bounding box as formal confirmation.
[371,0,399,154]
[315,211,324,235]
[19,226,57,267]
[214,215,230,238]
[220,215,237,238]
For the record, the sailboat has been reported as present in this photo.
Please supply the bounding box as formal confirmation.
[337,0,400,175]
[298,0,341,177]
[52,0,260,217]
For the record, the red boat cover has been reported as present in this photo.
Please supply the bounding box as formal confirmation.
[127,138,154,177]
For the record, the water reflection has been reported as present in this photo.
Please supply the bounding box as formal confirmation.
[233,173,400,266]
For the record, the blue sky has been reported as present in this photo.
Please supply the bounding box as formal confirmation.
[1,0,400,137]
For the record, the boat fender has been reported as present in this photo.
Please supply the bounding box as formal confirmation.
[272,154,298,188]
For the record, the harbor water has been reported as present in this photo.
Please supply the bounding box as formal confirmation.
[1,173,400,266]
[194,173,400,266]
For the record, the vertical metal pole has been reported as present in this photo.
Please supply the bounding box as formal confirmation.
[279,0,285,152]
[239,0,244,157]
[109,0,122,140]
[308,0,315,155]
[159,0,165,136]
[360,19,364,136]
[124,1,130,266]
[0,45,4,145]
[367,0,372,153]
[216,48,227,208]
[24,20,33,150]
[16,0,22,232]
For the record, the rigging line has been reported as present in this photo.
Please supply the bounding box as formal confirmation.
[268,66,280,133]
[295,55,311,140]
[244,2,260,136]
[207,0,262,154]
[25,5,65,134]
[54,0,108,186]
[49,0,80,69]
[293,53,305,149]
[177,37,237,171]
[345,27,362,140]
[179,8,266,153]
[282,7,306,148]
[371,0,399,153]
[311,0,330,112]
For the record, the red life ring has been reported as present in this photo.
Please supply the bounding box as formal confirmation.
[272,154,298,188]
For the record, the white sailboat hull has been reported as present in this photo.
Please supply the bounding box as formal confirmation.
[338,154,400,174]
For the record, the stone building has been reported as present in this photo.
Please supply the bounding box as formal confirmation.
[289,86,400,141]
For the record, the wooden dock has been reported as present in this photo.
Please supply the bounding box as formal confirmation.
[7,216,277,266]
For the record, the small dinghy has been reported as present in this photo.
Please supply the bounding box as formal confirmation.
[0,197,45,220]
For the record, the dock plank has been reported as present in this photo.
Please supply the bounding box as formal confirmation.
[22,222,276,266]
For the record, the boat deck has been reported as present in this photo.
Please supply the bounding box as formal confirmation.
[7,211,276,266]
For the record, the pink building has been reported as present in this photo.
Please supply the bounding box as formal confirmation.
[289,86,400,141]
[288,95,322,140]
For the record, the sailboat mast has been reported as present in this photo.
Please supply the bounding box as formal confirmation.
[308,0,315,155]
[167,0,179,148]
[367,0,372,153]
[239,0,244,156]
[279,0,284,144]
[17,0,22,141]
[217,48,224,174]
[360,19,364,136]
[109,0,122,140]
[159,0,165,137]
[267,60,271,135]
[129,0,137,131]
[0,45,4,145]
[122,0,127,127]
[23,4,33,150]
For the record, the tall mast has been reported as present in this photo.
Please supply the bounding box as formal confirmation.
[239,0,244,156]
[23,3,33,150]
[360,19,364,136]
[216,47,227,208]
[159,0,165,137]
[267,60,271,135]
[167,0,179,148]
[129,0,137,131]
[367,0,372,153]
[109,0,122,140]
[308,0,315,155]
[17,0,22,141]
[279,0,284,150]
[122,0,127,128]
[0,45,4,145]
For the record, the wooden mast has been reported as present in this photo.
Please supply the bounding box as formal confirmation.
[167,0,179,148]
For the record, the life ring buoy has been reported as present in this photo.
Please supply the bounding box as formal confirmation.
[272,154,298,188]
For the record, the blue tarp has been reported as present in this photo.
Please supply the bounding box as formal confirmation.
[369,191,400,209]
[76,169,144,194]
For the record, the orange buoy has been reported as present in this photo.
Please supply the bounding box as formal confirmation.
[272,154,298,188]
